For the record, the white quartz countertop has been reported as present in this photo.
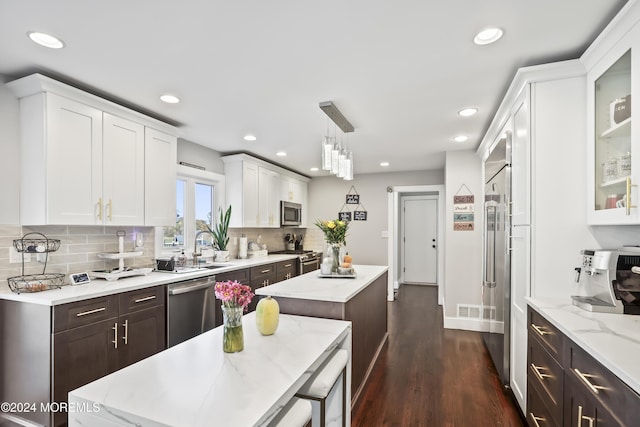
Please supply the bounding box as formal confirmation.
[527,297,640,396]
[0,255,298,306]
[68,313,351,427]
[255,264,388,303]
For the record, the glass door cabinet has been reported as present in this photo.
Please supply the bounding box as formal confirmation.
[587,35,639,224]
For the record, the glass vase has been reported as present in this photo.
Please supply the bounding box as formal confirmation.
[222,305,244,353]
[328,243,344,273]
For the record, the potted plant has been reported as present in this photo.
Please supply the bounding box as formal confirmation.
[208,205,232,262]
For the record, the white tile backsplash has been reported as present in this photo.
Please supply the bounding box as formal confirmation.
[0,225,155,292]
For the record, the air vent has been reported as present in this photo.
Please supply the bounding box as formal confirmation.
[457,304,496,320]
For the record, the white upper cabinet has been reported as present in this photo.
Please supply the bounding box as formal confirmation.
[222,154,309,228]
[102,113,145,225]
[585,25,639,224]
[7,74,178,226]
[258,166,280,227]
[144,128,177,226]
[511,88,531,227]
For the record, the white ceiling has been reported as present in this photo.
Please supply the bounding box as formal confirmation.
[0,0,629,176]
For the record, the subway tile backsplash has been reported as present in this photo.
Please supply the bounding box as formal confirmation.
[0,225,155,292]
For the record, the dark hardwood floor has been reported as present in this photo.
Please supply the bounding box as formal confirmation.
[352,284,525,427]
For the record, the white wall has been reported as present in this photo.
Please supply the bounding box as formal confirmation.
[443,150,483,322]
[177,139,225,174]
[0,74,20,225]
[307,170,444,265]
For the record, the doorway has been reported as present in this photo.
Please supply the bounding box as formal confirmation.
[401,195,438,284]
[386,185,444,303]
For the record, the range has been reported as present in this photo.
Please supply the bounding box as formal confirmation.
[270,249,322,274]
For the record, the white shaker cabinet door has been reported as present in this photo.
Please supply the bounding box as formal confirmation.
[43,93,103,225]
[242,162,260,227]
[258,166,280,227]
[511,89,531,226]
[145,128,177,226]
[102,113,145,225]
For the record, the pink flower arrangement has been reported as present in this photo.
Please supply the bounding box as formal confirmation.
[214,280,254,311]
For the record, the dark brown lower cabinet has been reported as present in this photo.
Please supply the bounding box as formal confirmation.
[528,306,640,427]
[563,374,620,427]
[0,286,166,427]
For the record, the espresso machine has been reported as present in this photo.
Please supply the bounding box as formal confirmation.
[573,248,640,314]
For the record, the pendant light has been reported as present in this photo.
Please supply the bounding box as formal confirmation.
[344,151,354,180]
[321,136,333,170]
[331,139,340,174]
[319,101,356,179]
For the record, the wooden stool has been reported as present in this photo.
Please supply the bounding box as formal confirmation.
[268,397,312,427]
[296,349,349,427]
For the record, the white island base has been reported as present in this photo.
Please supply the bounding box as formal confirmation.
[68,313,351,427]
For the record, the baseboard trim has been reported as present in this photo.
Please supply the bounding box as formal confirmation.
[443,316,504,333]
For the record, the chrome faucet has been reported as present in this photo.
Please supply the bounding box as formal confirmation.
[193,230,215,265]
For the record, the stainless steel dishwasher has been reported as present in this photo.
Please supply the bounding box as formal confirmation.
[167,275,216,347]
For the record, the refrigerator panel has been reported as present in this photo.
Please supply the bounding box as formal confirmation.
[482,136,512,387]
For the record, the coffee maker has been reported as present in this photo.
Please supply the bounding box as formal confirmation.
[573,248,640,314]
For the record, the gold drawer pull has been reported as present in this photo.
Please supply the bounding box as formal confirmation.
[134,295,156,303]
[577,405,595,427]
[531,323,549,336]
[76,307,106,317]
[261,269,271,274]
[284,263,292,268]
[531,363,551,381]
[530,413,545,427]
[574,368,606,394]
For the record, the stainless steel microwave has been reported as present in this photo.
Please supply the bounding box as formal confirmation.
[280,201,302,227]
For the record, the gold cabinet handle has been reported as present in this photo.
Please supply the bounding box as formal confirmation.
[574,368,606,394]
[577,405,594,427]
[531,363,551,381]
[530,413,545,427]
[261,269,271,274]
[112,322,118,349]
[122,319,128,345]
[107,199,113,221]
[76,307,106,317]
[284,263,292,268]
[134,295,156,303]
[626,176,637,216]
[531,323,549,336]
[97,198,103,221]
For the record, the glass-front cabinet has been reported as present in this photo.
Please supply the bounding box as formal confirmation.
[588,35,639,224]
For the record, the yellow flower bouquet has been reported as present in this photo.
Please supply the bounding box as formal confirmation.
[315,219,349,245]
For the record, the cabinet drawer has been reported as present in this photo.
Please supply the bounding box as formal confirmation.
[564,339,640,426]
[276,259,296,274]
[528,332,563,422]
[251,263,276,281]
[527,383,559,427]
[216,268,250,285]
[528,307,562,358]
[54,295,119,332]
[119,286,165,314]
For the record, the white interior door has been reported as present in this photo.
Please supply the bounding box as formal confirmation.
[402,196,437,283]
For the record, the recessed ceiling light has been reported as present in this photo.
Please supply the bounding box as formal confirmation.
[474,28,503,45]
[380,161,390,167]
[160,94,180,104]
[243,134,257,141]
[28,31,64,49]
[458,108,478,117]
[453,135,469,142]
[276,151,287,157]
[310,167,319,172]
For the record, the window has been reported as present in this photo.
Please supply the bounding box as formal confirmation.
[157,165,225,256]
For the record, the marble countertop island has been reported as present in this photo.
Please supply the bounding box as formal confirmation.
[68,313,352,427]
[527,297,640,396]
[255,264,388,303]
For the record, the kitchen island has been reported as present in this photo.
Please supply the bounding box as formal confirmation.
[255,264,388,403]
[68,313,351,427]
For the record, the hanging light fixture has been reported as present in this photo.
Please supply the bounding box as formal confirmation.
[320,101,355,179]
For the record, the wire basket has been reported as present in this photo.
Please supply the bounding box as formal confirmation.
[13,235,61,253]
[7,273,65,293]
[8,232,65,294]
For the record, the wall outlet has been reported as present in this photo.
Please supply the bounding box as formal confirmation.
[381,231,389,239]
[10,247,30,263]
